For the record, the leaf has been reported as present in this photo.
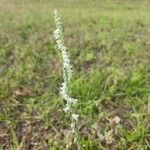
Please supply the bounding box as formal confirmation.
[14,87,32,96]
[109,116,121,129]
[104,129,115,145]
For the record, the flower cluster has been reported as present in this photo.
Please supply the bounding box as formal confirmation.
[53,10,78,130]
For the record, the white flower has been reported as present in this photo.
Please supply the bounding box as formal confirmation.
[53,29,60,40]
[68,97,78,104]
[70,122,75,130]
[63,105,70,113]
[71,114,79,121]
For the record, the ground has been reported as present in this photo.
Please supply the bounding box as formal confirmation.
[0,0,150,149]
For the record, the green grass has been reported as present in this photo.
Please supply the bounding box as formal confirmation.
[0,0,150,149]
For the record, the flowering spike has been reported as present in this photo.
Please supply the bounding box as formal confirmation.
[53,10,78,132]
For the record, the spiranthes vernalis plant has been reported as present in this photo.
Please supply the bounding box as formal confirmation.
[53,9,79,144]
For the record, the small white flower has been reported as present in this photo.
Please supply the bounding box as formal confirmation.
[63,105,70,112]
[70,122,75,130]
[68,97,78,104]
[71,114,79,121]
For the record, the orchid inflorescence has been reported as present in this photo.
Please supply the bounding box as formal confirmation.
[53,10,78,132]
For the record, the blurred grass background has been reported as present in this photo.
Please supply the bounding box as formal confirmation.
[0,0,150,149]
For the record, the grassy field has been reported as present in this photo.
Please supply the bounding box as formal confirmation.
[0,0,150,149]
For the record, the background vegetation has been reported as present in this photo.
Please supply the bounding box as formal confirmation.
[0,0,150,149]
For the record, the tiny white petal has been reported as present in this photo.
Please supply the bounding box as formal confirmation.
[70,123,75,129]
[71,114,79,121]
[63,106,70,112]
